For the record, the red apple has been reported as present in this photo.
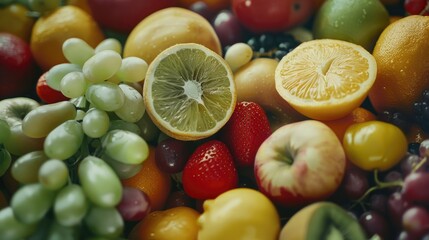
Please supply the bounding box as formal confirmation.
[0,33,36,99]
[232,0,314,33]
[254,120,346,207]
[87,0,178,33]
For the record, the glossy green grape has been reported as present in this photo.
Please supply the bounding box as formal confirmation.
[85,82,125,112]
[0,119,10,143]
[11,183,56,224]
[78,156,122,208]
[102,129,149,165]
[22,101,77,138]
[46,219,81,240]
[95,38,122,54]
[82,108,110,138]
[60,71,88,98]
[0,207,38,240]
[44,120,84,160]
[0,148,11,177]
[116,57,148,83]
[54,184,88,227]
[12,150,49,184]
[84,206,124,239]
[102,154,142,179]
[38,159,69,190]
[62,38,95,66]
[46,63,81,91]
[83,50,122,83]
[109,119,141,135]
[136,113,161,144]
[114,84,145,123]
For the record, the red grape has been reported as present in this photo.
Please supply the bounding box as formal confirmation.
[402,172,429,205]
[212,9,245,48]
[116,186,151,222]
[401,154,426,177]
[164,190,195,209]
[359,210,392,239]
[339,163,369,200]
[404,0,429,16]
[388,192,414,228]
[402,206,429,238]
[155,138,193,174]
[369,193,388,215]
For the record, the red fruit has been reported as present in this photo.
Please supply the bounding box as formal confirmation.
[36,72,69,104]
[182,140,238,200]
[0,32,36,99]
[404,0,429,16]
[219,101,271,168]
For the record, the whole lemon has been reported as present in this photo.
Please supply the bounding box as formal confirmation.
[123,7,222,65]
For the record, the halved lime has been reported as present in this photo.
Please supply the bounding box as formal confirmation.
[143,43,236,141]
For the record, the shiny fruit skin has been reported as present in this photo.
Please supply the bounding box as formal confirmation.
[36,72,69,103]
[128,206,200,240]
[368,15,429,116]
[0,32,36,99]
[87,0,177,33]
[232,0,314,33]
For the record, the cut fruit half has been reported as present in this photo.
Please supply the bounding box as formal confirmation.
[143,43,236,141]
[275,39,377,121]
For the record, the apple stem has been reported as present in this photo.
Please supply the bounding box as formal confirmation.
[350,169,403,210]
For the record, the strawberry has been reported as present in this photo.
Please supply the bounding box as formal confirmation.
[182,140,238,200]
[219,101,272,168]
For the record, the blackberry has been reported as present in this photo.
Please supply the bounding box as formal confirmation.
[245,32,301,60]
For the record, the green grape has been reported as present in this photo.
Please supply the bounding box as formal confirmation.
[84,206,124,239]
[54,184,88,227]
[116,57,148,83]
[83,50,122,83]
[62,38,95,66]
[0,119,10,144]
[28,0,60,13]
[102,154,142,179]
[46,219,81,240]
[22,101,77,138]
[60,72,88,98]
[114,84,145,123]
[95,38,122,54]
[136,112,161,144]
[102,129,149,165]
[109,119,141,135]
[85,82,125,111]
[78,156,122,208]
[0,148,11,177]
[12,150,49,184]
[44,120,84,160]
[46,63,81,91]
[82,108,110,138]
[38,159,69,190]
[11,183,56,224]
[0,207,38,240]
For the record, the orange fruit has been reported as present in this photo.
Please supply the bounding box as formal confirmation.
[368,15,429,116]
[122,146,171,211]
[322,107,376,141]
[123,7,222,65]
[177,0,231,11]
[0,3,35,42]
[128,206,200,240]
[275,39,377,121]
[67,0,93,14]
[30,5,105,71]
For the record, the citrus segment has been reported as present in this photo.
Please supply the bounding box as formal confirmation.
[144,43,236,141]
[275,39,377,121]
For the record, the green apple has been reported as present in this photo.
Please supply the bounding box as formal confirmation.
[312,0,390,51]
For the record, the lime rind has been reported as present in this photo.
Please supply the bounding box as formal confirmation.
[145,43,235,140]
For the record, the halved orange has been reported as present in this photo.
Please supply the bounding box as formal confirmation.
[275,39,377,121]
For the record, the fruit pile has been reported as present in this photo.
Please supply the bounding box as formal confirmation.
[1,0,429,239]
